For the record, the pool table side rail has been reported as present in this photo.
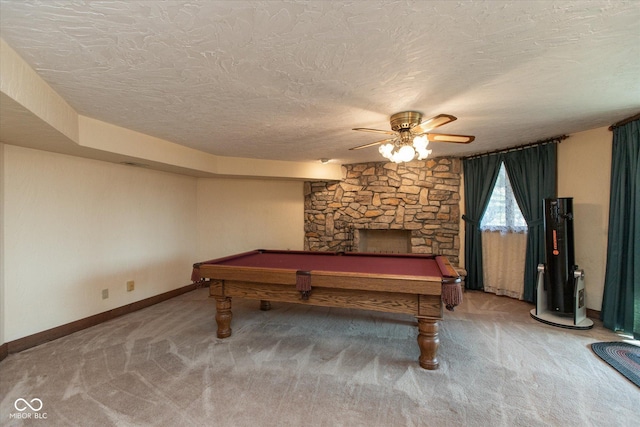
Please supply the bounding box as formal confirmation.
[196,264,443,295]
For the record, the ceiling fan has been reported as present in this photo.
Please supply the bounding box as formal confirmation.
[350,111,475,163]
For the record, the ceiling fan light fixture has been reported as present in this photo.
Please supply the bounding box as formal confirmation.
[352,111,474,162]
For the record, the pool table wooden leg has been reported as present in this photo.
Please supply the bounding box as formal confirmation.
[215,296,232,338]
[417,318,439,370]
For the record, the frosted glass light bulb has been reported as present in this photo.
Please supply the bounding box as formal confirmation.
[413,135,428,150]
[398,145,415,162]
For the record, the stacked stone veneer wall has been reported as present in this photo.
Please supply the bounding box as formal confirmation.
[304,157,462,266]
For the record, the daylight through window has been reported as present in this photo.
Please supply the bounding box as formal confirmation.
[481,163,527,232]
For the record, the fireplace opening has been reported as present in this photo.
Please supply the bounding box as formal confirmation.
[357,230,412,254]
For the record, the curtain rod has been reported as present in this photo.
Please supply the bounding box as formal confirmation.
[609,112,640,130]
[462,135,568,160]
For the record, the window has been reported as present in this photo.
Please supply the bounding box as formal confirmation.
[481,162,527,232]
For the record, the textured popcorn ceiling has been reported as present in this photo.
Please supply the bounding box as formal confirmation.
[1,0,639,164]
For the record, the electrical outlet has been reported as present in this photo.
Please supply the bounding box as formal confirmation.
[126,280,135,292]
[102,289,109,299]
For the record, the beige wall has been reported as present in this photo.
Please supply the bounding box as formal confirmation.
[197,178,304,260]
[3,145,198,341]
[2,146,306,343]
[557,126,612,310]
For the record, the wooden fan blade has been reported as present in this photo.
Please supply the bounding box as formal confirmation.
[427,133,475,144]
[349,137,396,150]
[412,114,457,134]
[352,127,397,136]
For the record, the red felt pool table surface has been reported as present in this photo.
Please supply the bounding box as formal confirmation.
[194,249,458,282]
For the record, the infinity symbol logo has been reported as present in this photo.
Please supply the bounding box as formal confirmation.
[14,398,43,412]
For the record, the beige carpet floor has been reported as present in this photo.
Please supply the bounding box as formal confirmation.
[1,288,638,426]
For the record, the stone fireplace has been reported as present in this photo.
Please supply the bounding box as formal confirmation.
[304,157,462,266]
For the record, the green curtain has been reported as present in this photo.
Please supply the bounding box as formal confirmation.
[503,143,557,302]
[462,154,503,290]
[602,119,639,339]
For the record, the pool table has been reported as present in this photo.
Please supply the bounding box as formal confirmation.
[192,249,462,370]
